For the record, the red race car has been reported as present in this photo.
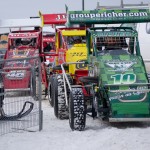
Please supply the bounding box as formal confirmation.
[0,18,42,120]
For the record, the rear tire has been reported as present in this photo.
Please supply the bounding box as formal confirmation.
[0,87,4,111]
[53,74,68,119]
[69,87,86,131]
[0,74,4,102]
[48,75,55,107]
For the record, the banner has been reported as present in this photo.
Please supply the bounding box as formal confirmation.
[68,9,150,24]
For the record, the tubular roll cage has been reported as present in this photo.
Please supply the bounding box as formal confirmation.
[60,4,150,106]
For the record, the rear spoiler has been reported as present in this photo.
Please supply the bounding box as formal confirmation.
[39,11,66,26]
[0,18,42,28]
[67,8,150,25]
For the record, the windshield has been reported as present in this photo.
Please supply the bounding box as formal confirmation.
[10,37,37,48]
[94,36,135,55]
[64,36,86,49]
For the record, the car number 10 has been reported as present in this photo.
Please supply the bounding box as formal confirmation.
[111,73,136,84]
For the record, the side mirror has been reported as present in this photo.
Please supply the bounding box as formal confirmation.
[146,23,150,34]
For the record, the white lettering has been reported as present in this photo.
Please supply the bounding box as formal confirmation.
[69,11,148,20]
[84,14,90,18]
[139,12,148,16]
[90,14,96,18]
[70,14,75,19]
[107,13,112,17]
[118,13,123,17]
[112,12,118,17]
[79,14,84,18]
[96,13,101,18]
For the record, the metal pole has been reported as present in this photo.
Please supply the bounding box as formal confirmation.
[82,0,84,10]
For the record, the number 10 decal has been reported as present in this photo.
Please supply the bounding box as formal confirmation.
[111,73,136,84]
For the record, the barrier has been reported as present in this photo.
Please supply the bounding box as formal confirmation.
[0,57,43,135]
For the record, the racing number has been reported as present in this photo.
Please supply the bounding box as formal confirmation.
[56,14,66,20]
[111,73,136,84]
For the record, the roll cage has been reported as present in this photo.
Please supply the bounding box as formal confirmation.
[86,27,139,57]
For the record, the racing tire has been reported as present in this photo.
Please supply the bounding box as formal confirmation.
[48,75,55,107]
[69,87,86,131]
[0,87,4,109]
[53,74,68,119]
[0,73,4,102]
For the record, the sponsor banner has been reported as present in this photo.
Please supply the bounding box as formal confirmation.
[68,9,150,24]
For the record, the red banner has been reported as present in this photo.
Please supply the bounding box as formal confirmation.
[42,13,66,25]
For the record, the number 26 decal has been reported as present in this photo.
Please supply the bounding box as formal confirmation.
[111,73,136,84]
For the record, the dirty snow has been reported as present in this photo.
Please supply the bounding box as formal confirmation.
[0,100,150,150]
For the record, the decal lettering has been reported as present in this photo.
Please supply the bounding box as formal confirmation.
[109,86,147,101]
[111,73,136,84]
[69,52,86,57]
[6,70,25,79]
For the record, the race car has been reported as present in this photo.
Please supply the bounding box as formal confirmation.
[0,18,42,120]
[3,29,41,91]
[65,6,150,131]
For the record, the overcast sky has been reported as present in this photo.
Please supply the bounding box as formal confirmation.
[0,0,150,19]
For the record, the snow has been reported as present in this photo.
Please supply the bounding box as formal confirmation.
[1,100,150,150]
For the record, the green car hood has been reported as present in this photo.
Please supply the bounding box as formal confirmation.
[97,52,150,116]
[97,53,149,102]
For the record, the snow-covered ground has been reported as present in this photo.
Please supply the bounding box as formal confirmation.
[1,99,150,150]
